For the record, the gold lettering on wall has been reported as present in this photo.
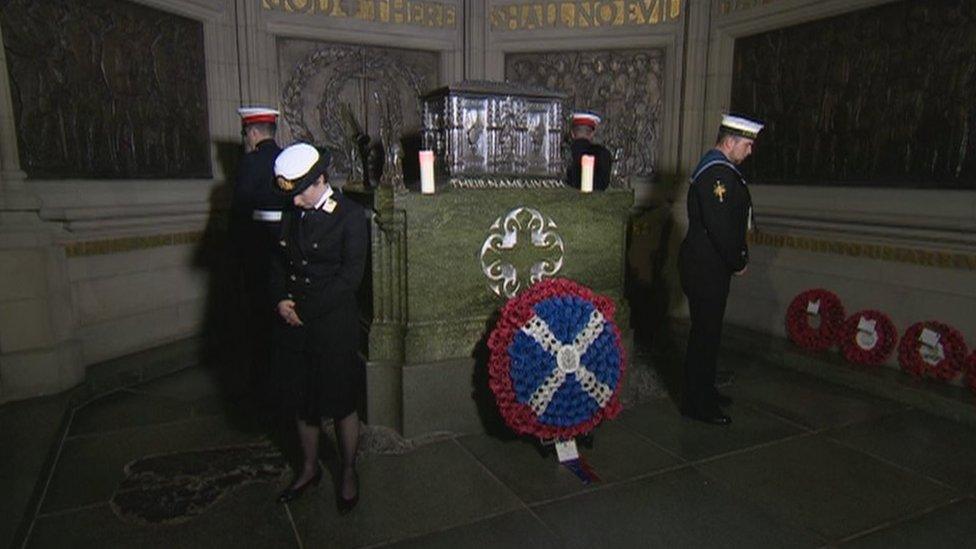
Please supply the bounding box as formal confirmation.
[489,0,681,31]
[261,0,458,29]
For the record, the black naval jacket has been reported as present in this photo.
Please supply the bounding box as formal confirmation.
[230,139,287,302]
[270,190,368,330]
[566,138,613,191]
[679,149,752,292]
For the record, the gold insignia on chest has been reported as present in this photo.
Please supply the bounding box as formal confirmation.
[323,198,337,213]
[713,181,726,202]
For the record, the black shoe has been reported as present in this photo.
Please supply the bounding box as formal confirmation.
[337,469,359,515]
[681,406,732,426]
[277,468,322,503]
[711,389,733,407]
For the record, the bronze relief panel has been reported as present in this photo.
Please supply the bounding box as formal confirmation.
[731,0,976,188]
[505,49,666,181]
[278,39,440,184]
[0,0,211,179]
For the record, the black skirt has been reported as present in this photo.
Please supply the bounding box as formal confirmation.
[271,297,363,422]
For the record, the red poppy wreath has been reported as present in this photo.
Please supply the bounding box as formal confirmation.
[838,310,898,366]
[487,278,626,440]
[898,321,969,380]
[785,289,845,351]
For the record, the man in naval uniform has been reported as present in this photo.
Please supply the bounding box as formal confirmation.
[565,110,613,191]
[678,113,763,425]
[229,106,287,405]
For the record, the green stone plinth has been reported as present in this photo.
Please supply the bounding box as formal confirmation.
[351,185,633,435]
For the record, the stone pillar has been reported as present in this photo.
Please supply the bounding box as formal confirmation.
[463,0,487,80]
[666,0,717,320]
[0,20,31,208]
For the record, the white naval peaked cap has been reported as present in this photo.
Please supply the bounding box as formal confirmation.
[720,114,764,139]
[273,143,331,196]
[275,143,320,179]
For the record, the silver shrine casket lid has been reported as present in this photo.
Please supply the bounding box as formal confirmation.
[421,79,566,100]
[420,80,567,187]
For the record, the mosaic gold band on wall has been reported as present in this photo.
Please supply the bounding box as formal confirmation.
[490,0,681,31]
[64,232,202,257]
[261,0,458,29]
[748,231,976,271]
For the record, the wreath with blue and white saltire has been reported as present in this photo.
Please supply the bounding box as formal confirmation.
[488,278,626,439]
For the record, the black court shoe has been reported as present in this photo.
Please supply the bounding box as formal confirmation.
[277,468,322,503]
[337,469,359,515]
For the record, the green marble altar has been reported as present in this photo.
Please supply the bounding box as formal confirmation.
[352,184,633,436]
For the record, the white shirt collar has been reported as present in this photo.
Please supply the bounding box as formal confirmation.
[312,185,334,211]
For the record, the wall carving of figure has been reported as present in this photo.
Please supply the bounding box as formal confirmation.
[278,40,438,186]
[505,48,665,184]
[340,102,370,185]
[732,0,976,189]
[0,0,210,178]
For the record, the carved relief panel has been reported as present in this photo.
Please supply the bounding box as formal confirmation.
[278,39,440,183]
[505,49,665,181]
[0,0,210,178]
[731,0,976,188]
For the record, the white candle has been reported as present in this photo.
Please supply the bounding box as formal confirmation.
[580,154,595,193]
[419,150,435,194]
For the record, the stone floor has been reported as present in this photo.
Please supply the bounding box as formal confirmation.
[5,350,976,548]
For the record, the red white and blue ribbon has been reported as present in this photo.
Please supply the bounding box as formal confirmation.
[488,278,626,440]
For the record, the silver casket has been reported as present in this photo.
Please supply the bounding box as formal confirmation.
[420,80,566,189]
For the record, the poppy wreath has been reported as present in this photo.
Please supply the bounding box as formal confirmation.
[487,278,626,440]
[785,289,846,351]
[965,352,976,395]
[897,321,969,380]
[838,310,898,367]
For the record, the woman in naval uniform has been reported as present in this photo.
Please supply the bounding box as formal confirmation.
[270,143,368,514]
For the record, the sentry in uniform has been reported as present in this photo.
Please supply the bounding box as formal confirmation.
[678,113,764,426]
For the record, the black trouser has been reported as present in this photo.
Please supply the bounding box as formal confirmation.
[681,287,730,413]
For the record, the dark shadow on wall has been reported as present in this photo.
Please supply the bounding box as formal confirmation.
[725,226,783,364]
[471,309,520,441]
[193,140,270,433]
[626,177,685,404]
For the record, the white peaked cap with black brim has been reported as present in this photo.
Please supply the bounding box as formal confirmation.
[720,114,764,139]
[273,143,331,196]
